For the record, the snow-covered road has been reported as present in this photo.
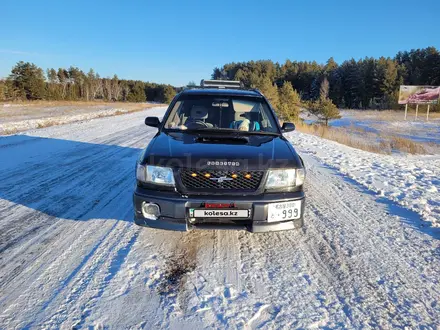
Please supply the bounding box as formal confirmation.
[0,107,439,329]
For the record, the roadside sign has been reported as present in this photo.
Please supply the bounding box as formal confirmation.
[399,86,440,105]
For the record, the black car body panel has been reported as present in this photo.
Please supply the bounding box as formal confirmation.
[141,132,302,170]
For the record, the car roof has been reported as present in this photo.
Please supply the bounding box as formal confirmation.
[180,88,263,97]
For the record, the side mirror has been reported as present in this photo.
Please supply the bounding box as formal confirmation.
[281,122,295,133]
[145,116,160,128]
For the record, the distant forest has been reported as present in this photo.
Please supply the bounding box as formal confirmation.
[212,47,440,109]
[2,47,439,110]
[0,62,176,103]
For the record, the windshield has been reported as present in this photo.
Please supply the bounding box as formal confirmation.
[164,95,280,134]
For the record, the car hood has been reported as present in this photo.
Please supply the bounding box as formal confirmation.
[142,132,303,170]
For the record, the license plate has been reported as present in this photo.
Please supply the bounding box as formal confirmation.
[267,201,302,222]
[189,209,250,218]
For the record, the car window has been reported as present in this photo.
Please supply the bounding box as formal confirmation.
[164,95,279,133]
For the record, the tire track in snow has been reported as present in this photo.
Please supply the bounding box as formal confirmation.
[40,225,139,329]
[0,166,131,299]
[0,111,158,328]
[235,229,343,328]
[0,126,153,295]
[300,154,440,328]
[2,190,137,327]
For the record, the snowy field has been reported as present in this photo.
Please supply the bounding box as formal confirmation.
[303,110,440,145]
[0,107,439,329]
[288,133,440,228]
[0,102,160,135]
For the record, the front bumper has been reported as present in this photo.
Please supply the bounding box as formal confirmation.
[133,187,305,233]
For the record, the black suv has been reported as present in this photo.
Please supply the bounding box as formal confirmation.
[133,80,305,233]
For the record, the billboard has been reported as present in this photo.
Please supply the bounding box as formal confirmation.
[398,86,440,105]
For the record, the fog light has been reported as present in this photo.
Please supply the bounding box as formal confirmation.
[141,202,160,220]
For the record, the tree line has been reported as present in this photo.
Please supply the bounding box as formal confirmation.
[212,47,440,110]
[0,61,177,103]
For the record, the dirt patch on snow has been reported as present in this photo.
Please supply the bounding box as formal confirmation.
[157,232,207,295]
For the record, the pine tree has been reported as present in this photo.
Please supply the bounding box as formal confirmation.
[310,98,341,126]
[278,81,301,121]
[161,85,176,103]
[66,66,78,100]
[428,48,440,85]
[45,68,61,100]
[0,80,6,101]
[328,67,343,106]
[382,60,398,97]
[120,81,130,101]
[47,68,58,83]
[87,69,101,100]
[324,57,338,73]
[341,59,362,108]
[253,76,280,109]
[0,79,19,100]
[310,76,321,100]
[127,81,146,102]
[8,61,45,100]
[358,57,375,108]
[375,57,399,108]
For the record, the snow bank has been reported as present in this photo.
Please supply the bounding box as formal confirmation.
[2,103,31,108]
[0,108,143,135]
[288,132,440,227]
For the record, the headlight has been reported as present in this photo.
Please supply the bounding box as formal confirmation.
[136,164,175,186]
[296,168,306,186]
[136,163,147,182]
[265,168,305,189]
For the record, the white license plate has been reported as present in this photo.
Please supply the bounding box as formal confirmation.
[190,209,250,218]
[267,201,302,222]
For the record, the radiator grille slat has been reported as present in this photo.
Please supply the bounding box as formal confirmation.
[180,169,264,191]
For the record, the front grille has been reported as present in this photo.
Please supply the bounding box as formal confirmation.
[179,169,264,191]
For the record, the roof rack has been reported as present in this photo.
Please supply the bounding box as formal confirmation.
[200,79,244,89]
[182,81,264,96]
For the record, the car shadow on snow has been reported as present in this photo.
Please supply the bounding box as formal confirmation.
[0,134,143,223]
[317,163,440,240]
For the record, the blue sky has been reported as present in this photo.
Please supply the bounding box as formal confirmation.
[1,0,439,86]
